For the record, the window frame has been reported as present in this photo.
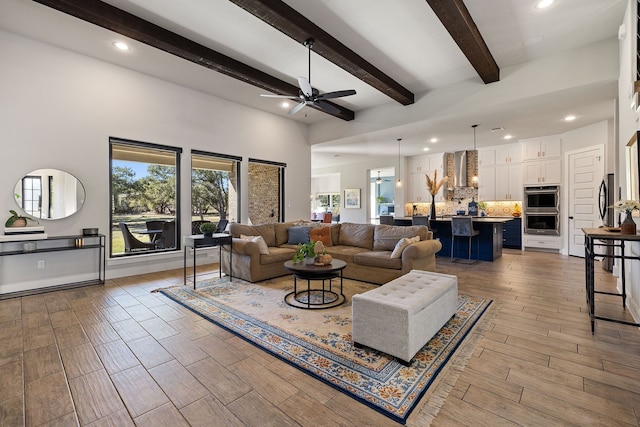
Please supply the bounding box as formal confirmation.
[191,149,242,228]
[109,137,182,258]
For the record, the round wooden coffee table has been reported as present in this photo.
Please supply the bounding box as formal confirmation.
[283,259,347,309]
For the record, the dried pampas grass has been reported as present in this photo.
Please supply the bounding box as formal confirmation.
[425,170,448,195]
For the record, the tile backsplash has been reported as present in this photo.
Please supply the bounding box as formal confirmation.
[405,200,522,217]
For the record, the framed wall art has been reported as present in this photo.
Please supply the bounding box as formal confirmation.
[344,188,361,209]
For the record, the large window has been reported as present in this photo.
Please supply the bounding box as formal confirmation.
[191,150,241,233]
[110,138,181,257]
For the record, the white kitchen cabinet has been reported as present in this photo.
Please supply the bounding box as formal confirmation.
[478,148,495,167]
[523,158,561,185]
[522,138,561,161]
[408,155,428,173]
[408,173,429,202]
[522,234,561,250]
[477,166,495,201]
[494,164,522,200]
[495,143,522,164]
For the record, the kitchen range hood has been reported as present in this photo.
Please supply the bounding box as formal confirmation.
[446,150,478,188]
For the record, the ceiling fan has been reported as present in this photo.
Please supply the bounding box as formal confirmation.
[261,38,356,115]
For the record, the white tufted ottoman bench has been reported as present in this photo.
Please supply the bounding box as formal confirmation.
[352,269,458,364]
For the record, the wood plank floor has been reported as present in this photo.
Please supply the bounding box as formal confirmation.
[1,249,639,426]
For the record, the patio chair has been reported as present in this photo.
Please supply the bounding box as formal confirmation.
[155,221,176,249]
[145,220,165,242]
[192,220,212,235]
[119,222,155,253]
[216,219,229,233]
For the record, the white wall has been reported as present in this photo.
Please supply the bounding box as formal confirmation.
[0,30,312,293]
[313,156,407,223]
[616,1,640,322]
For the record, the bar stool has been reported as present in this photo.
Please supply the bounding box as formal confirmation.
[451,216,480,264]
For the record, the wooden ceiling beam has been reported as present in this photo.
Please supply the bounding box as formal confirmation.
[32,0,355,120]
[426,0,500,84]
[228,0,415,106]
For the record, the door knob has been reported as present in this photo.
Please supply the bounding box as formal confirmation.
[569,216,574,220]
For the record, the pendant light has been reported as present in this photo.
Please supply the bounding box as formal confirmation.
[375,171,382,184]
[471,125,478,186]
[396,138,403,188]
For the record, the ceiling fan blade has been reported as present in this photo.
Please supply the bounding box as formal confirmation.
[316,89,356,100]
[314,100,341,115]
[288,101,307,115]
[260,94,299,99]
[297,77,313,98]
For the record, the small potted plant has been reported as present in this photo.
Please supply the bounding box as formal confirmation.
[477,201,487,217]
[293,241,316,264]
[199,222,217,237]
[5,210,38,227]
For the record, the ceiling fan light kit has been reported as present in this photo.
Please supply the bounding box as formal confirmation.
[261,38,356,115]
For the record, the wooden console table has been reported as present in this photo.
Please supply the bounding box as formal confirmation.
[183,233,232,289]
[0,234,105,299]
[582,228,640,333]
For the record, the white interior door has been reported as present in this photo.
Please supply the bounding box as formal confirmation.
[568,145,605,257]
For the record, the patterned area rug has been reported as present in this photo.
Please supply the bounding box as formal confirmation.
[156,276,492,424]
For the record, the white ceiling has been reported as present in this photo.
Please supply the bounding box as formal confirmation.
[0,0,626,167]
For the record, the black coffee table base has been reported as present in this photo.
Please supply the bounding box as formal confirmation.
[284,271,346,310]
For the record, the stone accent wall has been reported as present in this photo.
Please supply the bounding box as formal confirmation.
[248,162,281,224]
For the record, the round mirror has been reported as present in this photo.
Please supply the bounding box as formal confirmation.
[14,169,86,220]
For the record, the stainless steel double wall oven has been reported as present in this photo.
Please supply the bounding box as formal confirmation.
[524,185,560,235]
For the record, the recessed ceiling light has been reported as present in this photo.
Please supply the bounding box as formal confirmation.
[504,134,513,140]
[281,102,290,108]
[535,0,554,9]
[113,41,130,51]
[430,138,438,143]
[564,115,576,121]
[490,127,504,132]
[423,147,430,152]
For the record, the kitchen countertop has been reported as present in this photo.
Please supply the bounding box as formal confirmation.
[430,216,516,223]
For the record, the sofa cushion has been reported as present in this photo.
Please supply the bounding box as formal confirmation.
[325,245,370,264]
[230,223,276,247]
[310,226,332,246]
[338,223,375,250]
[240,234,269,255]
[274,222,297,246]
[287,226,311,244]
[353,251,402,269]
[258,246,296,265]
[373,225,428,251]
[390,236,421,259]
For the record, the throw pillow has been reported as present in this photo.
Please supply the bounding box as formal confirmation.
[390,236,420,259]
[287,226,311,245]
[240,234,270,255]
[309,226,332,246]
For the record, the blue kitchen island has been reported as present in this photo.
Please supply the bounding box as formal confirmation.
[429,217,514,262]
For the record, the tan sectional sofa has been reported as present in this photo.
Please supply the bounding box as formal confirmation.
[220,221,442,284]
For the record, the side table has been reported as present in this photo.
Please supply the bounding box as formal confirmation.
[183,233,232,289]
[582,228,640,333]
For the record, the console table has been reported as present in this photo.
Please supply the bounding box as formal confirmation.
[582,228,640,333]
[0,234,105,299]
[183,233,232,289]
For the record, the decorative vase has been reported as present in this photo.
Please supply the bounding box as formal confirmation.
[11,218,27,227]
[429,194,436,219]
[304,256,316,265]
[621,211,637,235]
